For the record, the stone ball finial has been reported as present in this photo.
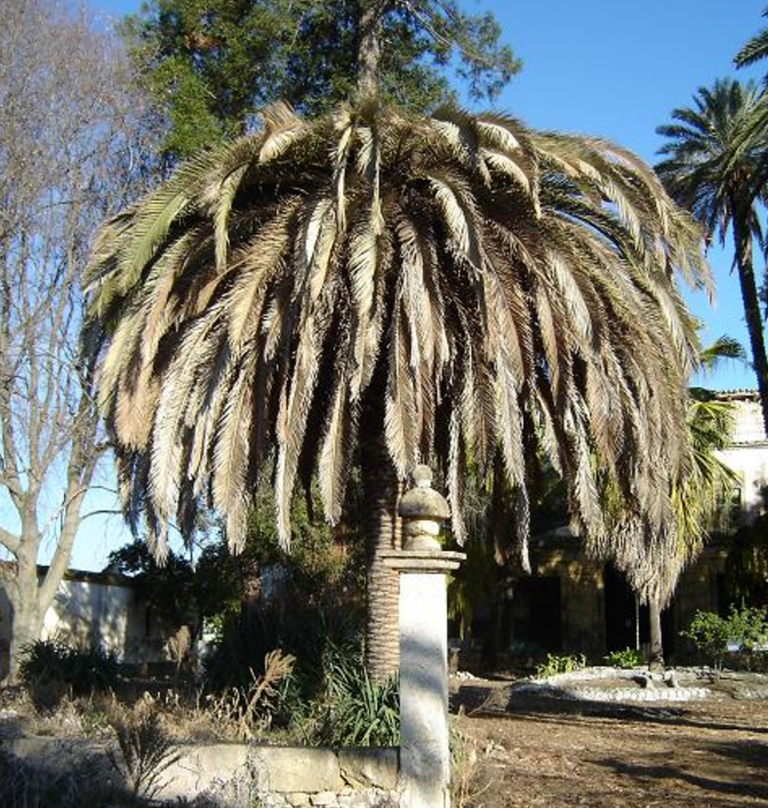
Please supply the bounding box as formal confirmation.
[412,464,433,488]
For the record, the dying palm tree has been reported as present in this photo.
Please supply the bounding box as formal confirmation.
[597,341,738,668]
[656,79,768,436]
[84,4,709,680]
[83,101,708,678]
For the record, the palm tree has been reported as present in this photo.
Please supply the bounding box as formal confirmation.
[597,342,738,668]
[83,103,708,679]
[84,7,709,681]
[656,79,768,436]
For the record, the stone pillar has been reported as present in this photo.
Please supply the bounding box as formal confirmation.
[383,465,465,808]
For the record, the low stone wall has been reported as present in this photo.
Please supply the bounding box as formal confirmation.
[157,743,400,807]
[521,666,714,703]
[1,735,400,807]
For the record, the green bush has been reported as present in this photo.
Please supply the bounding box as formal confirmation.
[201,602,400,743]
[19,640,118,705]
[682,605,768,671]
[534,653,586,678]
[604,648,643,668]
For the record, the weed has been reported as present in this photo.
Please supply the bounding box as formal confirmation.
[535,653,586,678]
[109,701,181,800]
[603,647,643,668]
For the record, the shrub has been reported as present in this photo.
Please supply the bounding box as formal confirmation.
[109,705,181,800]
[534,653,586,678]
[682,611,731,671]
[19,640,118,707]
[682,605,768,671]
[604,648,643,668]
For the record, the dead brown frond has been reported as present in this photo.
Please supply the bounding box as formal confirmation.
[86,101,709,573]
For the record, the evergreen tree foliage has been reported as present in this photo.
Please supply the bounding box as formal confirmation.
[122,0,521,161]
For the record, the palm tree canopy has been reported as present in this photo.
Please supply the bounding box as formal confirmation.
[84,101,709,563]
[657,77,768,438]
[655,78,767,247]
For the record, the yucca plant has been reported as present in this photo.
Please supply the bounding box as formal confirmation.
[315,645,399,747]
[84,3,710,682]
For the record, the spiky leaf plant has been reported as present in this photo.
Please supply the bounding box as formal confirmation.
[85,100,708,677]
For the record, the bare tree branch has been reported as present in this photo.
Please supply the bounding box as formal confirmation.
[0,0,160,678]
[0,527,21,556]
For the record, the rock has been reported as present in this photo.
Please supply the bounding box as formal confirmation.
[310,792,339,806]
[664,671,680,688]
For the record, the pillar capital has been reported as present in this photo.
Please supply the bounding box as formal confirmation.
[380,548,466,573]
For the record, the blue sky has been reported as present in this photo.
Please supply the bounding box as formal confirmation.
[62,0,768,568]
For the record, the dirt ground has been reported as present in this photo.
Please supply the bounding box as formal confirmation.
[454,683,768,807]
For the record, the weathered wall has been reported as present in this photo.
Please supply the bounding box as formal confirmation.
[0,569,178,665]
[530,538,605,660]
[157,744,399,807]
[3,736,400,807]
[717,443,768,523]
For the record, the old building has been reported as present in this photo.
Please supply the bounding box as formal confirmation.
[462,391,768,666]
[0,564,188,679]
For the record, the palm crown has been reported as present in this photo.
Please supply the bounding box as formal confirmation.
[85,101,708,563]
[657,78,768,435]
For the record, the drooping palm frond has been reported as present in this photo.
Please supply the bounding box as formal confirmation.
[85,101,708,563]
[594,381,737,608]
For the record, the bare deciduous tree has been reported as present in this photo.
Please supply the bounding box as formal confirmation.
[0,0,157,679]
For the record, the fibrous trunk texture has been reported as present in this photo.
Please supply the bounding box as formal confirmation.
[362,430,403,682]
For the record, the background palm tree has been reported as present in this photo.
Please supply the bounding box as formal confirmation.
[735,8,768,72]
[656,79,768,435]
[596,339,738,668]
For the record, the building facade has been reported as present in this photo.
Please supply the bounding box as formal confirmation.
[463,391,768,666]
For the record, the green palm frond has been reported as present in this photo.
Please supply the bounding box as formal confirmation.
[735,8,768,69]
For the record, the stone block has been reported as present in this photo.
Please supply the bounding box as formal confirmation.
[252,747,343,793]
[338,748,398,790]
[310,791,339,806]
[287,793,310,806]
[159,743,250,800]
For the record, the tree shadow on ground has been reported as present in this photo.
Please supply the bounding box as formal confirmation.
[450,686,768,736]
[597,738,768,803]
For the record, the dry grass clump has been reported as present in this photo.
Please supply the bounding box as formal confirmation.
[451,711,504,808]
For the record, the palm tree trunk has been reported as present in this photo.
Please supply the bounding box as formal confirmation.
[361,430,403,682]
[732,214,768,436]
[648,597,664,671]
